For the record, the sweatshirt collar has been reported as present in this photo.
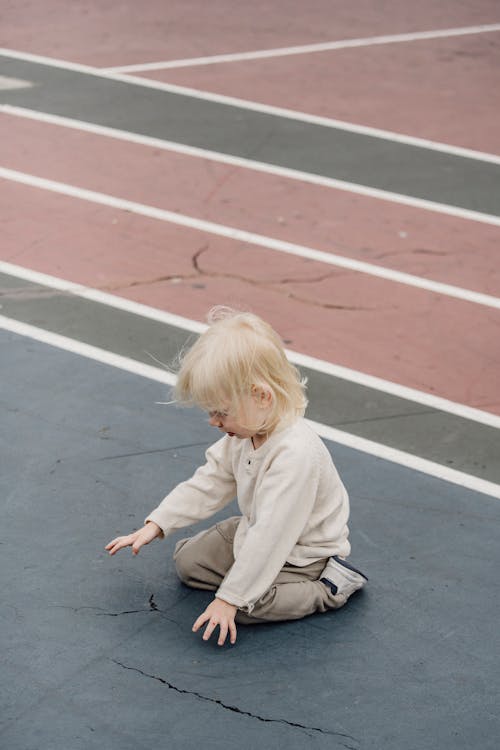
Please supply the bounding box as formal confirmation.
[248,415,300,455]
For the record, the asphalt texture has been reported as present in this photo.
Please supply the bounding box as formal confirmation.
[2,330,500,750]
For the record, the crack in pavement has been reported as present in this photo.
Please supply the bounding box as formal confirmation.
[52,594,182,626]
[110,659,359,746]
[331,408,435,427]
[202,164,240,204]
[52,605,155,617]
[101,245,372,312]
[99,440,210,461]
[191,247,367,311]
[148,593,159,611]
[191,245,332,286]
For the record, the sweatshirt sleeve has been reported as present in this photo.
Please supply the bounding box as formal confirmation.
[215,441,322,612]
[144,436,237,537]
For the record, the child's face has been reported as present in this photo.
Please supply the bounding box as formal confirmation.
[208,390,271,440]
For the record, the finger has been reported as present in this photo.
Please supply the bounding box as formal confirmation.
[229,620,237,645]
[107,537,132,555]
[192,611,210,633]
[107,540,124,555]
[131,540,143,555]
[105,537,121,550]
[218,621,228,647]
[203,619,218,642]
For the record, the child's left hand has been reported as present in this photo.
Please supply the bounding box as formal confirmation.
[192,598,237,646]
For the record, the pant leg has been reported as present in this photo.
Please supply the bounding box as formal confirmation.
[235,558,347,625]
[174,519,357,624]
[173,516,240,591]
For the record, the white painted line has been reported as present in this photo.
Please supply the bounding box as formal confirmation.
[0,314,176,385]
[1,49,499,164]
[1,259,499,430]
[1,313,499,499]
[0,47,106,73]
[288,351,500,430]
[305,419,500,500]
[104,23,500,72]
[3,103,500,176]
[0,260,204,336]
[0,76,33,90]
[2,165,500,309]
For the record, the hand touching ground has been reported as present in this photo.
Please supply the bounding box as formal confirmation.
[105,521,162,556]
[192,597,237,646]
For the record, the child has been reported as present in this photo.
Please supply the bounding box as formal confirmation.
[105,307,367,646]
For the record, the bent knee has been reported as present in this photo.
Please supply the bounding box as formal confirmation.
[173,537,197,584]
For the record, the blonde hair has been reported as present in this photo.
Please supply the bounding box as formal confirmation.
[174,307,307,432]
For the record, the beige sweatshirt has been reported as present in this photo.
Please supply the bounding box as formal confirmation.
[145,418,351,613]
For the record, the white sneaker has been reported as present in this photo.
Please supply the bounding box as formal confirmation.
[320,555,368,598]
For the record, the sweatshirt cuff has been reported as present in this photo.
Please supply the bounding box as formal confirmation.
[144,511,169,538]
[215,588,254,614]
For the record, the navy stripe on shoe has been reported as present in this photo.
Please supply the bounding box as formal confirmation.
[332,556,369,581]
[320,577,338,594]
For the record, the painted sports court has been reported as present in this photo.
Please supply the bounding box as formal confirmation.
[1,3,499,748]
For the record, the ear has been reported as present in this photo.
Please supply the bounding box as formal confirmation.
[251,385,273,408]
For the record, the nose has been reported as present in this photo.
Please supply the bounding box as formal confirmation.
[209,414,223,428]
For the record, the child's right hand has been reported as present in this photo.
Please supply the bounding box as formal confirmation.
[105,521,162,556]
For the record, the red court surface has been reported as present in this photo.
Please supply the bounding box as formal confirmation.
[1,0,499,67]
[146,33,500,153]
[3,178,499,414]
[2,113,499,294]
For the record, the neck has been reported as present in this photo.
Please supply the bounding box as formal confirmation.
[252,432,268,450]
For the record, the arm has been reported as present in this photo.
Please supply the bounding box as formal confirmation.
[105,436,236,554]
[145,435,236,536]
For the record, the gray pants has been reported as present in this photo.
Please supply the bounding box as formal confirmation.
[173,516,346,624]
